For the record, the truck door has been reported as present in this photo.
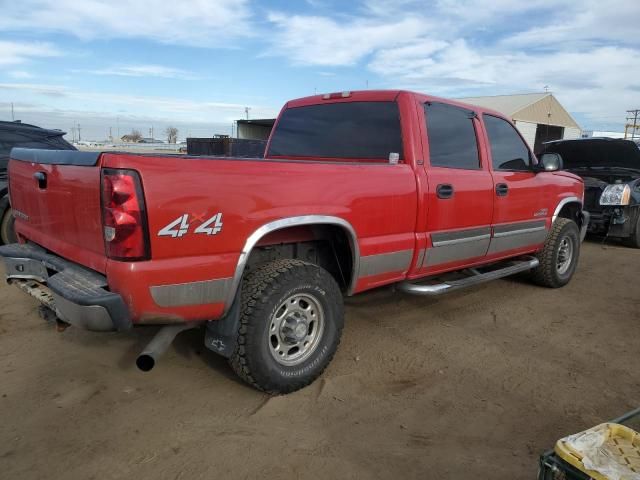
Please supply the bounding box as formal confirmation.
[482,114,549,257]
[420,101,494,273]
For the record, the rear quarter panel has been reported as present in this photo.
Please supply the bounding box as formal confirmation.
[102,153,418,323]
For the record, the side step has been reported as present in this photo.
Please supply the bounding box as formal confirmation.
[397,256,539,296]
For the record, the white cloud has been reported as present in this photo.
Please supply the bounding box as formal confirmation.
[0,41,60,66]
[0,82,278,124]
[265,0,640,129]
[84,64,200,80]
[505,1,640,47]
[266,12,434,66]
[0,0,252,47]
[7,70,34,79]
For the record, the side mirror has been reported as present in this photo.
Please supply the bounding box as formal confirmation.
[536,153,563,172]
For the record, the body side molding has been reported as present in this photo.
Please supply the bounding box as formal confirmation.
[223,215,360,315]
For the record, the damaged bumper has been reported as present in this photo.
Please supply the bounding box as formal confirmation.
[586,205,639,238]
[0,243,131,331]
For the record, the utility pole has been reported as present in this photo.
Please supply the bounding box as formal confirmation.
[11,102,14,121]
[626,109,640,140]
[77,123,82,142]
[245,107,251,120]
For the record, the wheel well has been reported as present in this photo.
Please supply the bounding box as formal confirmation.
[556,202,583,227]
[246,224,355,292]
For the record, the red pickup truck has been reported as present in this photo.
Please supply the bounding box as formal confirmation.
[1,90,587,393]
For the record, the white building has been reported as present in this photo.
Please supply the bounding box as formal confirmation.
[581,130,626,139]
[459,93,581,153]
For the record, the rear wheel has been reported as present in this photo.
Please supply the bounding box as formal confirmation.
[531,218,580,288]
[229,259,344,394]
[0,198,16,245]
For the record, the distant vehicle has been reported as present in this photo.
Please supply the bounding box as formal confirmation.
[0,90,586,393]
[542,138,640,247]
[0,121,76,244]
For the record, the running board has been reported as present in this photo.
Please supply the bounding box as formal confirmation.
[397,257,539,296]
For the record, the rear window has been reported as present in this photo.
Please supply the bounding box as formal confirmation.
[267,101,403,160]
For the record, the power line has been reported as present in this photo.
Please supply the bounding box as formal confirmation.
[626,109,640,140]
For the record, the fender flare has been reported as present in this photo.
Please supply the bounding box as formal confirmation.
[223,215,360,315]
[552,196,582,224]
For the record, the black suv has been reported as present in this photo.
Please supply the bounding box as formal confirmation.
[542,138,640,247]
[0,121,76,244]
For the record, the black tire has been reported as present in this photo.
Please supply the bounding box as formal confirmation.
[0,197,16,245]
[229,259,344,394]
[622,212,640,248]
[531,218,580,288]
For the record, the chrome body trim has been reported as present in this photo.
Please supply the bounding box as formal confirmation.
[431,227,491,246]
[4,257,49,282]
[492,226,546,238]
[432,233,491,247]
[224,215,360,314]
[358,249,413,278]
[552,196,582,223]
[150,278,232,308]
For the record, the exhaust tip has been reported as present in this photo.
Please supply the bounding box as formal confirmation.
[136,354,155,372]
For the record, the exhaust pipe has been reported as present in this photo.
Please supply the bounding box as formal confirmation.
[136,324,197,372]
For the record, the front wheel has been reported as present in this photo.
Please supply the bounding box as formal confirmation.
[229,259,344,394]
[531,218,580,288]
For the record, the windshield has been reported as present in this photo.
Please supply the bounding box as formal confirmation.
[542,139,640,170]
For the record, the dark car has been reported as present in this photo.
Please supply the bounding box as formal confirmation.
[0,121,76,244]
[542,137,640,247]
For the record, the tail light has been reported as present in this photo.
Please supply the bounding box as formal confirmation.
[101,168,150,261]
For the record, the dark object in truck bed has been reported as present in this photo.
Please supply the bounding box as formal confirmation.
[186,137,267,158]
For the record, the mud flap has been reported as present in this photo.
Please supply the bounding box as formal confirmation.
[204,288,240,358]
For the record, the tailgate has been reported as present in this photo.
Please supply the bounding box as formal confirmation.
[8,148,107,273]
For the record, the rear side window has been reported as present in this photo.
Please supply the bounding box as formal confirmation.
[424,102,480,169]
[483,115,532,171]
[267,101,403,160]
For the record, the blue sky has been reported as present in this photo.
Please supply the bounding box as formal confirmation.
[0,0,638,141]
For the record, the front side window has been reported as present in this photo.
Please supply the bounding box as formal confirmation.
[267,101,403,160]
[424,102,480,170]
[483,115,532,171]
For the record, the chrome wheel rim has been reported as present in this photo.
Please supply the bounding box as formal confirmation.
[268,293,325,367]
[556,236,573,275]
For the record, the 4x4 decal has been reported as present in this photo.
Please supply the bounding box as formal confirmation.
[158,213,223,238]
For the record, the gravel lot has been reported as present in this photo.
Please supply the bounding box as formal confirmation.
[1,240,638,479]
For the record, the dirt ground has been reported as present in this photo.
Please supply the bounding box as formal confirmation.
[1,240,638,480]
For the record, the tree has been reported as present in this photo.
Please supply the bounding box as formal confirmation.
[165,126,178,144]
[127,129,142,142]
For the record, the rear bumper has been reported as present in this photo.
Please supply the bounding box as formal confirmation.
[0,243,131,331]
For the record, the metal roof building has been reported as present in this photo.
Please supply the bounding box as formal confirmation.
[459,93,581,153]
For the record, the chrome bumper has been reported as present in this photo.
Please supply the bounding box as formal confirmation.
[0,243,131,331]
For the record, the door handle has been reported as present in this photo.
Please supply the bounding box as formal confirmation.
[33,171,47,189]
[495,183,508,197]
[436,184,454,199]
